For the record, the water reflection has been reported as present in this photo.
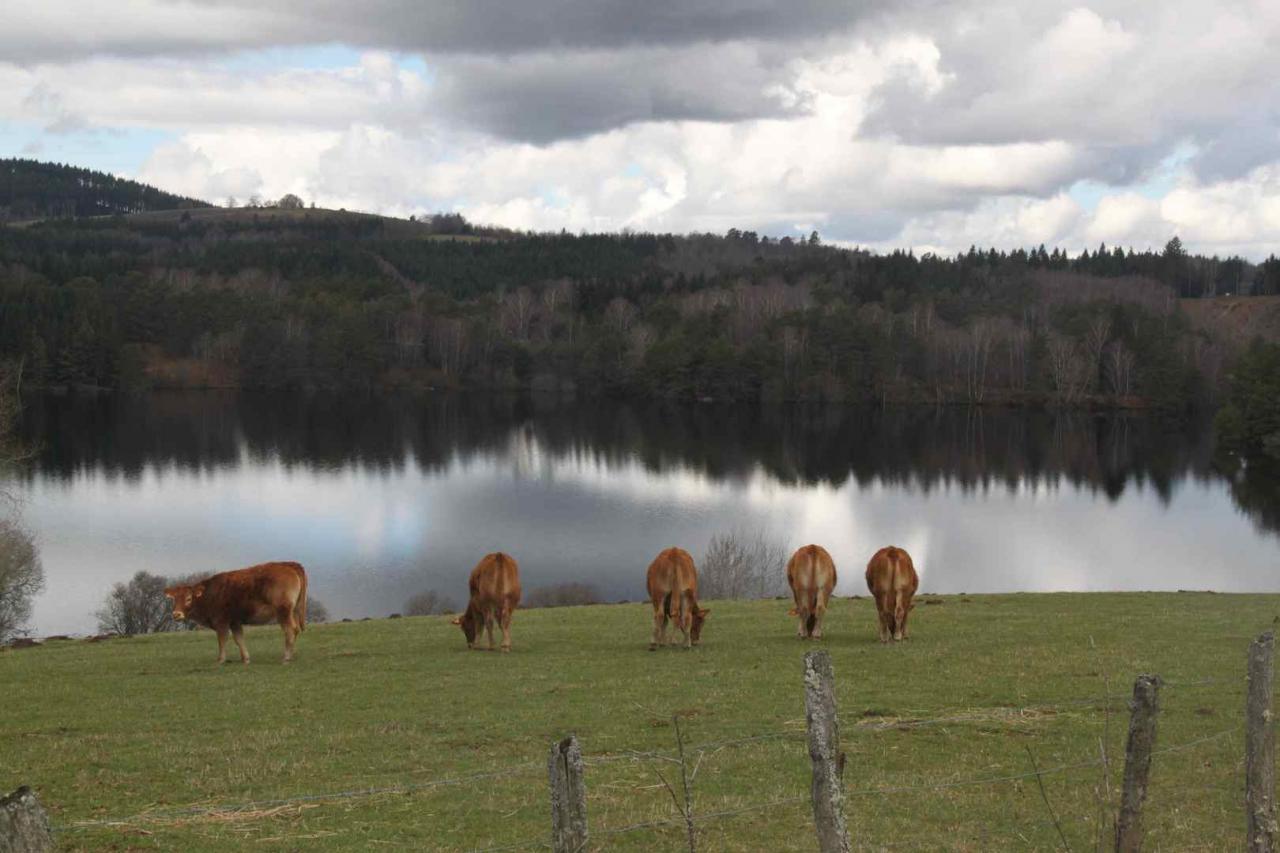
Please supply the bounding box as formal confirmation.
[20,393,1219,499]
[8,392,1278,635]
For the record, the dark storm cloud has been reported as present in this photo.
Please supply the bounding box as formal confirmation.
[5,1,918,63]
[1190,113,1280,183]
[431,46,808,143]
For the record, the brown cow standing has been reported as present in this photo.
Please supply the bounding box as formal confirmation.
[451,552,521,652]
[786,544,837,640]
[645,547,709,650]
[864,546,919,643]
[163,561,307,664]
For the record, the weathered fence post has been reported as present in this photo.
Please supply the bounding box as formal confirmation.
[804,650,851,853]
[0,786,54,853]
[548,734,588,853]
[1246,631,1276,853]
[1115,674,1162,853]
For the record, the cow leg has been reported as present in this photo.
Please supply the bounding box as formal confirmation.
[893,592,908,642]
[678,594,692,649]
[649,602,664,651]
[499,606,513,652]
[794,593,809,639]
[874,595,891,643]
[231,624,251,665]
[276,606,296,662]
[485,609,496,651]
[812,596,827,641]
[214,625,229,664]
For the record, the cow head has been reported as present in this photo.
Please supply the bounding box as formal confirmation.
[689,607,710,644]
[450,606,480,647]
[163,583,204,622]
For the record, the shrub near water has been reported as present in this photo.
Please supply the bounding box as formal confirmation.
[699,528,788,600]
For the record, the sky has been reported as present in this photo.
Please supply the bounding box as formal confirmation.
[2,1,1279,258]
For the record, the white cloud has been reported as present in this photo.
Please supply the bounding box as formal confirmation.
[3,2,1280,257]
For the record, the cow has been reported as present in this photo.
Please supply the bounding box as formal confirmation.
[864,546,919,643]
[163,561,307,664]
[646,547,709,650]
[786,544,837,640]
[451,552,521,652]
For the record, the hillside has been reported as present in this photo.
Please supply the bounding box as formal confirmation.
[0,158,210,222]
[1182,295,1280,353]
[2,593,1274,850]
[1,159,1279,405]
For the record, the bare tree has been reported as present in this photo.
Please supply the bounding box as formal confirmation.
[95,571,182,635]
[499,287,537,341]
[781,326,807,385]
[541,279,574,315]
[428,316,469,377]
[1047,334,1090,404]
[0,365,43,643]
[700,527,788,600]
[604,296,638,336]
[1083,315,1113,394]
[1005,324,1031,392]
[0,519,42,642]
[965,320,996,402]
[1105,341,1136,397]
[392,306,427,367]
[628,324,656,367]
[405,589,457,616]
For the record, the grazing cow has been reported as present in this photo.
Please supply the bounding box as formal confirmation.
[645,547,709,650]
[786,544,837,639]
[163,561,307,664]
[451,552,521,652]
[864,546,919,643]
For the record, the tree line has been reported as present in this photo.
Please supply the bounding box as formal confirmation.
[0,159,209,222]
[0,160,1277,409]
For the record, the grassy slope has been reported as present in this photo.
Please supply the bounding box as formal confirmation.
[3,593,1277,851]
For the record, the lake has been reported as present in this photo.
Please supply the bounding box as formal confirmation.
[8,392,1280,636]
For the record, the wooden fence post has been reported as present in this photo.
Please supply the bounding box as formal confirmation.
[804,650,851,853]
[548,734,588,853]
[0,786,53,853]
[1246,631,1276,853]
[1115,674,1162,853]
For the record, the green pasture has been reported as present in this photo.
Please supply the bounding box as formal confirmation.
[2,593,1276,851]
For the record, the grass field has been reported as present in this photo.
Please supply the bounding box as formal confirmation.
[3,593,1277,851]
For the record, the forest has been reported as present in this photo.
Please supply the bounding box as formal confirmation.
[2,159,1280,409]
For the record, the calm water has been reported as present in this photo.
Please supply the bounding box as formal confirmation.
[8,392,1280,635]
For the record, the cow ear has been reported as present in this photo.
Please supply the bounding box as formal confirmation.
[163,587,177,599]
[698,608,710,617]
[449,617,462,625]
[787,608,798,616]
[193,586,204,599]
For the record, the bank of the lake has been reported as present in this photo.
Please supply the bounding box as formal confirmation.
[11,392,1280,636]
[4,592,1276,851]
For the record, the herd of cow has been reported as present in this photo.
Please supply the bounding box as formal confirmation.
[161,544,920,663]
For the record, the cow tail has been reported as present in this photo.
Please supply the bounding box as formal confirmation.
[805,551,819,636]
[296,566,308,631]
[886,548,900,634]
